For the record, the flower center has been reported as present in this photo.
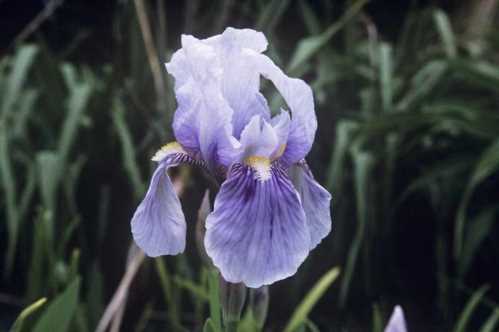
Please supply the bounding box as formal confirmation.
[244,156,271,181]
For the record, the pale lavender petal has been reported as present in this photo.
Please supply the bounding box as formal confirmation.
[131,154,188,257]
[238,115,278,159]
[204,164,311,288]
[165,35,234,169]
[214,28,270,137]
[385,306,408,332]
[251,53,317,165]
[289,162,332,249]
[270,110,290,159]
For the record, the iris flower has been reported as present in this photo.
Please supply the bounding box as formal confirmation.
[131,28,332,288]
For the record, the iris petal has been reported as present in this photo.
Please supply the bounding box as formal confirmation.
[204,163,311,288]
[166,35,234,170]
[251,53,317,166]
[289,162,332,249]
[131,154,188,257]
[384,306,408,332]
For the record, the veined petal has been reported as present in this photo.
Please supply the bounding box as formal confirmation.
[385,306,408,332]
[131,149,191,257]
[204,163,311,288]
[239,115,278,159]
[207,28,271,138]
[251,52,317,165]
[165,35,234,170]
[289,162,332,249]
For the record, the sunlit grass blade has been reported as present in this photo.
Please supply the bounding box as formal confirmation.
[480,309,499,332]
[284,267,340,332]
[379,43,393,112]
[9,297,47,332]
[453,285,489,332]
[33,277,82,332]
[433,9,457,58]
[1,45,38,118]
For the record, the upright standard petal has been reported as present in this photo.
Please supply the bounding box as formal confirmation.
[385,306,408,332]
[131,148,189,257]
[204,163,311,288]
[165,35,234,170]
[289,162,332,249]
[251,52,317,166]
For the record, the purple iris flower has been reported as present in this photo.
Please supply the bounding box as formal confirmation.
[131,27,332,288]
[385,306,408,332]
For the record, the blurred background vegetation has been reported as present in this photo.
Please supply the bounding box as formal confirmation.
[1,0,499,331]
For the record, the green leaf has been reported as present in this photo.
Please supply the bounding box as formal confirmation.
[0,120,19,277]
[9,298,47,332]
[287,0,369,73]
[459,208,497,276]
[284,267,341,332]
[1,45,38,118]
[453,285,489,332]
[33,277,81,332]
[112,97,145,199]
[433,9,456,58]
[255,0,291,33]
[455,138,499,259]
[203,318,217,332]
[299,0,321,35]
[371,304,383,332]
[339,149,375,307]
[379,43,394,112]
[208,270,222,332]
[58,66,92,167]
[36,151,61,215]
[480,309,499,332]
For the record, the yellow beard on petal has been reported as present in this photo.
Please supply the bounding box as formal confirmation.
[244,156,271,181]
[151,141,186,162]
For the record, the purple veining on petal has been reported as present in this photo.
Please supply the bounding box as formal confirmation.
[289,161,332,249]
[204,163,311,288]
[131,152,192,257]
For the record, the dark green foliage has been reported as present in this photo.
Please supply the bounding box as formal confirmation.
[1,1,499,331]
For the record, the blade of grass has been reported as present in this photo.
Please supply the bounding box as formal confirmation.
[287,0,369,73]
[208,270,222,332]
[1,45,38,118]
[455,138,499,259]
[0,120,19,278]
[453,285,489,332]
[339,149,375,307]
[284,267,341,332]
[433,9,457,58]
[480,309,499,332]
[33,277,82,332]
[379,43,393,112]
[111,97,145,199]
[9,298,47,332]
